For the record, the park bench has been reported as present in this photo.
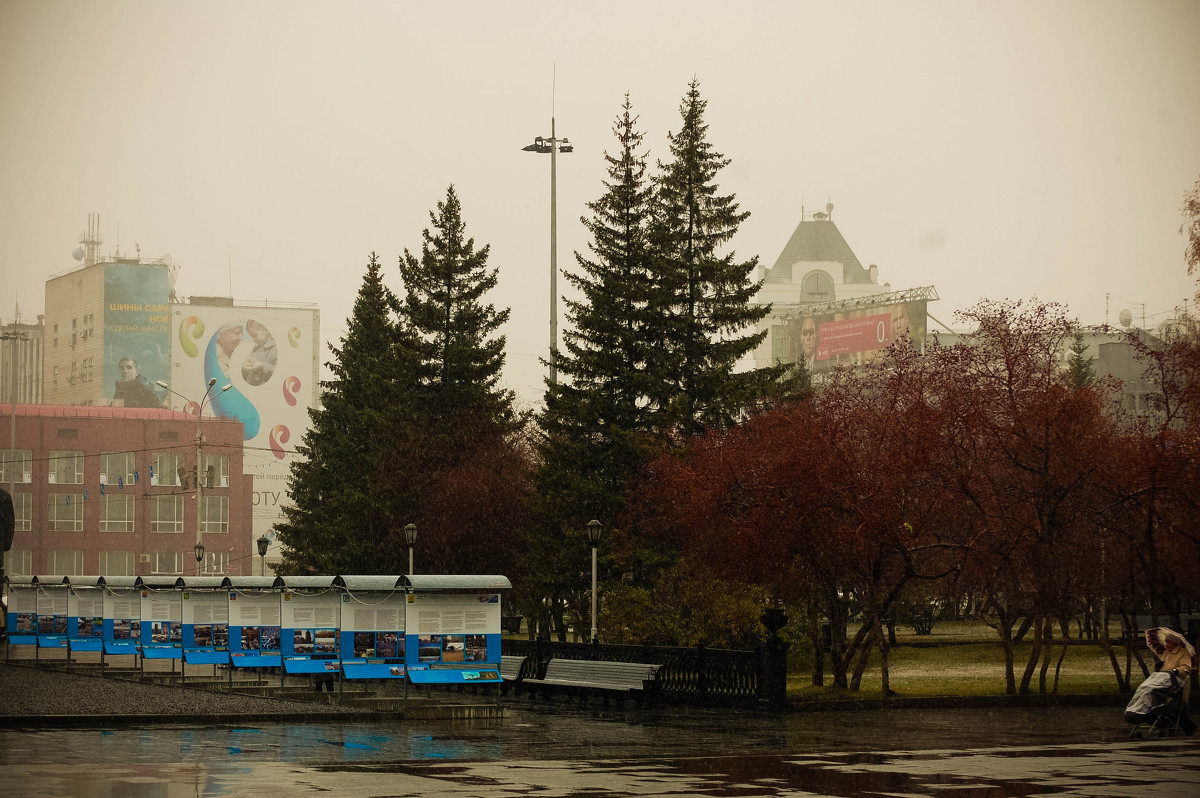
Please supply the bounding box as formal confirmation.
[521,658,661,706]
[499,654,528,694]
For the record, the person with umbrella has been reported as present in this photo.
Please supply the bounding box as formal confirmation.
[1147,627,1196,704]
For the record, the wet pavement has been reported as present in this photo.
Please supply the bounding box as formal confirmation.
[0,704,1197,797]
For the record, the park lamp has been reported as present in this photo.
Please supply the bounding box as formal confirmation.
[257,534,270,577]
[194,541,205,565]
[585,519,602,547]
[404,523,418,575]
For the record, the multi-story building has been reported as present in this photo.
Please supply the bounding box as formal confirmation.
[1,404,252,577]
[1,316,45,404]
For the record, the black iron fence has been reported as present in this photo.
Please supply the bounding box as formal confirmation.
[501,637,787,709]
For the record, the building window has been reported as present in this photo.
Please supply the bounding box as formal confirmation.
[48,493,84,531]
[152,551,183,575]
[202,550,229,575]
[9,492,31,532]
[100,452,136,487]
[201,453,231,488]
[99,550,135,576]
[151,452,183,486]
[48,450,83,484]
[100,494,135,532]
[0,449,32,483]
[800,270,834,302]
[150,495,184,533]
[4,549,31,576]
[201,496,229,534]
[47,550,84,575]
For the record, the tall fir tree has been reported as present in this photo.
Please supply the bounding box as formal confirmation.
[647,78,786,437]
[540,94,658,527]
[400,185,515,435]
[398,185,527,575]
[276,253,421,574]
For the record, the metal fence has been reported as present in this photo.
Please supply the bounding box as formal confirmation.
[500,638,782,709]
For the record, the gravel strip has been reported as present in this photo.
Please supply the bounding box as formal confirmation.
[0,662,361,719]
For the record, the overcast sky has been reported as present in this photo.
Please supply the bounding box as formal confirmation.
[3,0,1198,408]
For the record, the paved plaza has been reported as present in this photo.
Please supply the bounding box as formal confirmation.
[1,704,1197,797]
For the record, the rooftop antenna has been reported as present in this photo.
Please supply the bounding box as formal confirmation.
[1105,293,1109,327]
[228,251,233,297]
[78,213,103,268]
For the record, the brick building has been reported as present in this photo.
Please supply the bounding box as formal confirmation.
[1,404,252,577]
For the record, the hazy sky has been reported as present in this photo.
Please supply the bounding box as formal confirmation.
[3,0,1198,408]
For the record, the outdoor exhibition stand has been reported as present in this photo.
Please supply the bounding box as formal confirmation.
[3,573,511,692]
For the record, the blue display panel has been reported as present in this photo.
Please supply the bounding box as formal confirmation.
[405,593,501,666]
[139,588,182,653]
[68,586,104,651]
[7,584,39,646]
[228,589,281,668]
[181,589,230,650]
[36,584,70,647]
[338,590,405,677]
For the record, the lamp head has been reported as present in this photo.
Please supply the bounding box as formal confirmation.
[257,534,270,557]
[156,380,169,389]
[194,541,205,564]
[207,377,217,388]
[404,523,418,546]
[585,519,602,546]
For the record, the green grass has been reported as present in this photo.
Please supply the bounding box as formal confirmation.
[787,621,1152,700]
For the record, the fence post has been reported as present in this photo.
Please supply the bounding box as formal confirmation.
[760,607,789,710]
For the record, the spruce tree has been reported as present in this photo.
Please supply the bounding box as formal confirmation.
[540,94,658,526]
[276,253,420,574]
[398,186,526,574]
[648,78,784,437]
[399,185,514,434]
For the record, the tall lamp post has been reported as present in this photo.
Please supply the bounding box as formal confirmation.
[522,119,572,385]
[404,523,417,575]
[157,378,231,575]
[2,330,29,587]
[257,534,270,576]
[585,519,602,644]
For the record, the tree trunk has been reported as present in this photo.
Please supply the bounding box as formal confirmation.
[1019,616,1044,694]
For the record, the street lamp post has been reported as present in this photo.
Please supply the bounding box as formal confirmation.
[585,519,602,644]
[157,378,231,575]
[522,119,572,385]
[404,523,417,575]
[257,534,270,577]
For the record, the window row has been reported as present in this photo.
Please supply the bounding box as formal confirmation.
[3,548,230,577]
[6,492,229,533]
[1,450,230,487]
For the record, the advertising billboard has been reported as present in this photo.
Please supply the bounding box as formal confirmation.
[103,263,171,407]
[789,300,928,372]
[169,304,320,546]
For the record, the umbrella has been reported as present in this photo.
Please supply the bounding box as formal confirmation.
[1146,627,1196,660]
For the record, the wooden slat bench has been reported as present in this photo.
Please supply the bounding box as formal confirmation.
[499,654,526,694]
[521,658,661,705]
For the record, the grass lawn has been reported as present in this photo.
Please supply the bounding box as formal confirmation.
[787,621,1156,700]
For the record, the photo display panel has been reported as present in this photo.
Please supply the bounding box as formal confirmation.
[182,590,230,649]
[140,588,183,646]
[68,587,104,639]
[8,584,38,641]
[340,591,405,661]
[281,591,339,657]
[36,584,69,638]
[228,590,281,653]
[408,593,500,664]
[104,591,141,642]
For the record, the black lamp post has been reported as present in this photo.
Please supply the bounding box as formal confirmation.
[404,523,418,575]
[193,541,205,574]
[256,534,270,576]
[585,519,602,644]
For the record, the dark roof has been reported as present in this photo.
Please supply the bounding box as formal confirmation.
[766,218,871,285]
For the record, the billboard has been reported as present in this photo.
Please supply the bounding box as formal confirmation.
[789,300,928,372]
[169,304,320,546]
[103,263,171,407]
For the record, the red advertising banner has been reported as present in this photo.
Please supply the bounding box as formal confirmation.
[816,313,890,360]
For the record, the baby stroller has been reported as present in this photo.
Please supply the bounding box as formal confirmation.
[1125,670,1192,738]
